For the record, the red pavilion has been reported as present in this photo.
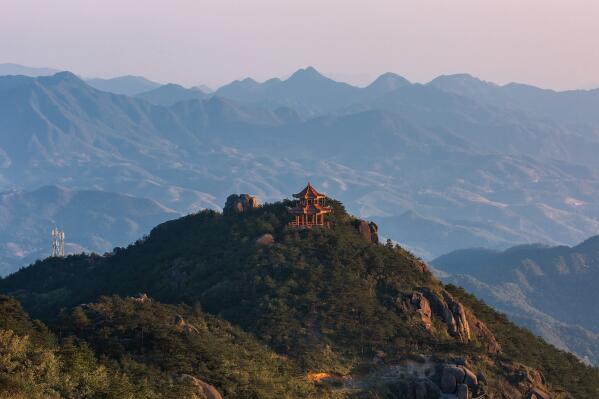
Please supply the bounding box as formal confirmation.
[288,183,332,228]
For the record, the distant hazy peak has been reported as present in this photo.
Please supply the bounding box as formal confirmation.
[366,72,411,91]
[574,235,599,250]
[224,77,261,90]
[429,73,496,88]
[85,75,161,96]
[0,63,61,77]
[41,71,84,85]
[92,75,156,83]
[287,66,327,81]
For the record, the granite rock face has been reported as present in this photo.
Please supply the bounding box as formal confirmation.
[174,314,200,334]
[357,220,379,244]
[422,289,471,342]
[410,292,433,331]
[224,194,258,214]
[439,364,480,396]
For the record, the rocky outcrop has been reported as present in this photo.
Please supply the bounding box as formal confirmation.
[174,314,200,334]
[409,288,500,353]
[132,293,151,303]
[466,312,501,354]
[502,363,551,399]
[422,289,471,342]
[357,220,379,244]
[410,292,433,330]
[180,375,223,399]
[411,259,429,274]
[255,233,274,245]
[526,369,546,387]
[440,364,480,397]
[223,194,258,214]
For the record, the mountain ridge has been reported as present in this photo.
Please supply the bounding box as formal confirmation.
[0,62,61,77]
[3,71,599,267]
[135,83,208,106]
[85,74,162,95]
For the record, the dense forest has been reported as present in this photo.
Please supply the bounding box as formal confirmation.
[1,199,598,398]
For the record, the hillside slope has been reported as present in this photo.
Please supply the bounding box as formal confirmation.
[433,238,599,366]
[0,294,314,398]
[1,198,597,398]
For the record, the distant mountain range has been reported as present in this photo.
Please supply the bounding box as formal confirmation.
[0,62,61,77]
[85,75,162,96]
[214,67,411,117]
[0,185,177,276]
[1,68,599,267]
[135,83,208,105]
[429,73,599,126]
[432,237,599,366]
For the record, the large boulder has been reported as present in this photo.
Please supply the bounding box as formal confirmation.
[410,292,433,330]
[223,194,258,214]
[441,365,465,392]
[357,220,379,244]
[440,369,457,393]
[457,383,470,399]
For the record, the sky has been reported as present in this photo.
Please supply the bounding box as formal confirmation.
[1,0,598,90]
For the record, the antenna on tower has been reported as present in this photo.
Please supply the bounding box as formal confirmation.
[51,228,65,258]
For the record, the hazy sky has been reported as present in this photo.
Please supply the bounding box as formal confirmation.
[2,0,598,90]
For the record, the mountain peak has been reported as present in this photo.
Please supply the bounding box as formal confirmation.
[288,66,326,81]
[428,73,497,89]
[0,63,61,77]
[40,71,85,86]
[227,77,260,90]
[366,72,411,93]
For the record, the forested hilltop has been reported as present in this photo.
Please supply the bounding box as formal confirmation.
[1,197,598,398]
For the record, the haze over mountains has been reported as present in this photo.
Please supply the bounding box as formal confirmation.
[1,66,599,268]
[1,62,164,96]
[85,75,162,96]
[0,63,60,77]
[0,185,177,276]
